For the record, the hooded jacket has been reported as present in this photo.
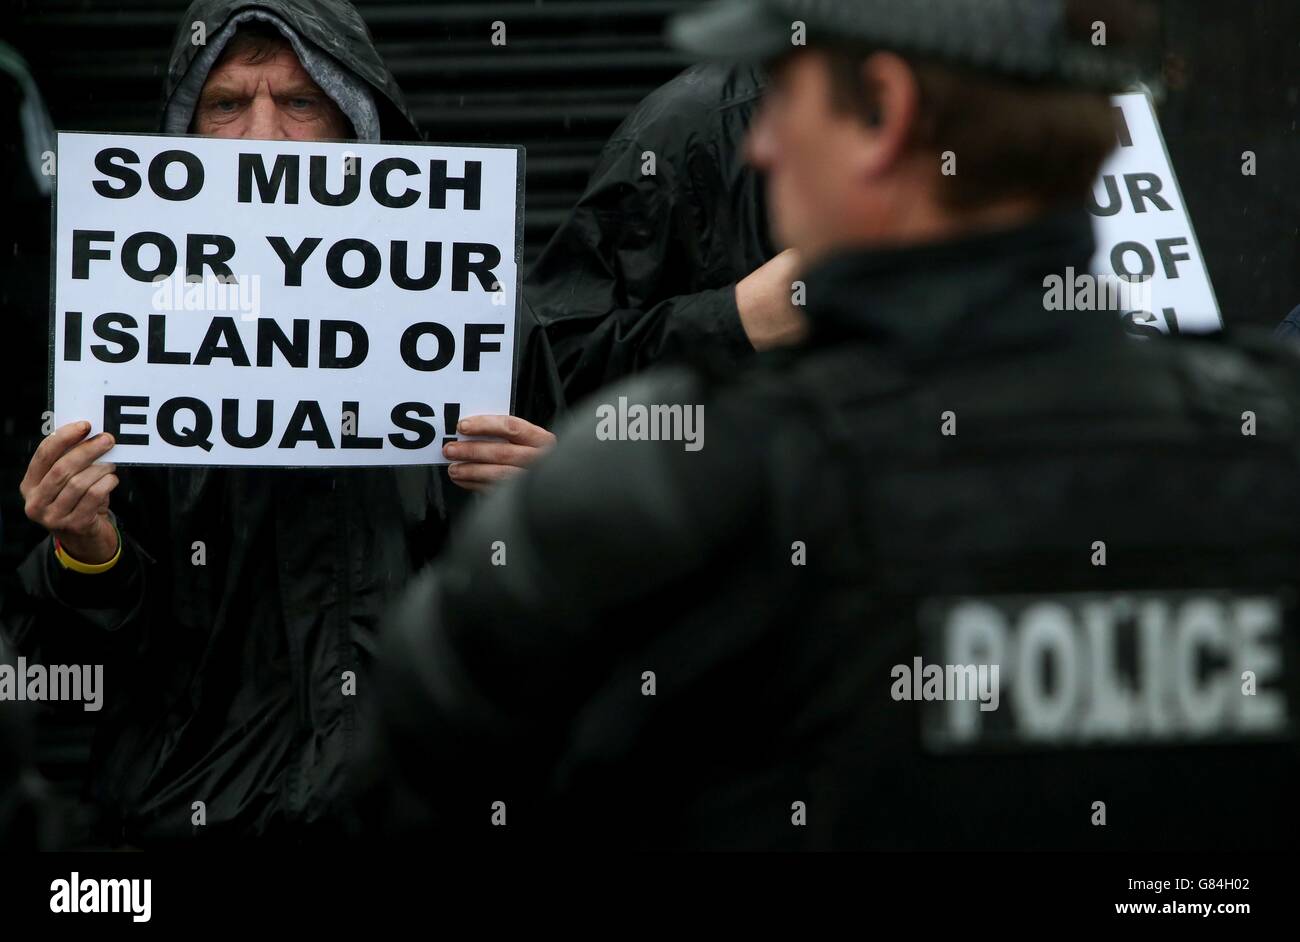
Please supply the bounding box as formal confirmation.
[162,0,420,141]
[525,64,773,408]
[10,0,552,844]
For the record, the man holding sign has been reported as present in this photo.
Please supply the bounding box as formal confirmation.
[15,0,556,844]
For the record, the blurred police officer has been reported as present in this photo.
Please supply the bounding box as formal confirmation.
[373,0,1300,849]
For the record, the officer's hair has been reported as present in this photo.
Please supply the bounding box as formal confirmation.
[215,22,292,69]
[822,0,1158,210]
[832,51,1118,211]
[825,51,1118,211]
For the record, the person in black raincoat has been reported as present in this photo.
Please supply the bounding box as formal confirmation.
[0,627,48,849]
[373,0,1300,850]
[11,0,558,845]
[1274,304,1300,342]
[525,63,808,408]
[0,39,55,573]
[0,41,55,851]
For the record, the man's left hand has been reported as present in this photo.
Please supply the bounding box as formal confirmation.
[443,415,556,493]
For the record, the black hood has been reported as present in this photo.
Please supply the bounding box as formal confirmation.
[161,0,421,141]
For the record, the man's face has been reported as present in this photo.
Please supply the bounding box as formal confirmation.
[746,51,876,259]
[194,42,350,141]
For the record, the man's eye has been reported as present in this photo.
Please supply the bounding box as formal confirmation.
[213,100,238,112]
[289,97,314,110]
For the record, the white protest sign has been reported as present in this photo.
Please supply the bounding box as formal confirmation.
[51,131,522,466]
[1088,92,1222,334]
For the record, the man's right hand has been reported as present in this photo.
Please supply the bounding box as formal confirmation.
[20,422,120,564]
[735,248,809,351]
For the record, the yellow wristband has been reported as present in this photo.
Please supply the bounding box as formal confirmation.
[53,524,122,575]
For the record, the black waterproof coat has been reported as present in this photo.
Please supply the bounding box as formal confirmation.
[10,0,555,844]
[525,64,773,408]
[378,210,1300,850]
[0,630,45,849]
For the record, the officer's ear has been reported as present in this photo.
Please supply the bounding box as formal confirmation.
[852,52,921,179]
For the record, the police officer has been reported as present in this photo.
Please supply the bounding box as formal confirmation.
[372,0,1300,849]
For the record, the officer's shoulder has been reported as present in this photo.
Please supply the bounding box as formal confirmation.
[1009,327,1300,436]
[1149,327,1300,392]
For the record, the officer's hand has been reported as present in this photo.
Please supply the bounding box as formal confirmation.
[736,248,809,351]
[20,422,120,564]
[443,415,556,493]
